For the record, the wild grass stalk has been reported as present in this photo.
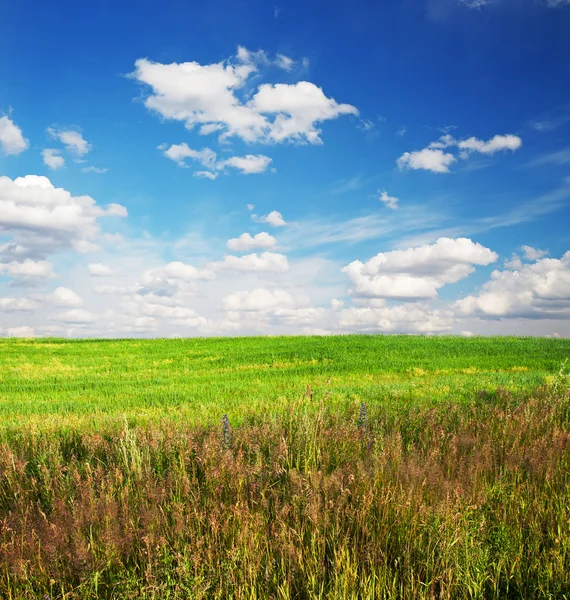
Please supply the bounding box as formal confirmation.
[0,384,569,598]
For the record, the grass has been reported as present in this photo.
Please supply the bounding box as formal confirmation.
[1,335,570,598]
[1,335,569,431]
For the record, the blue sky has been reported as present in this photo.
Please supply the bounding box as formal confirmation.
[1,0,570,337]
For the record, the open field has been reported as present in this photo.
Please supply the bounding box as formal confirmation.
[1,336,570,598]
[1,335,569,432]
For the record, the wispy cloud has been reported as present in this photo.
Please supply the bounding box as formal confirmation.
[396,178,570,248]
[527,147,570,167]
[530,104,570,132]
[279,204,446,252]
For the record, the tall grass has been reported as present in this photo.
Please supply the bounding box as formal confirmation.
[1,384,569,599]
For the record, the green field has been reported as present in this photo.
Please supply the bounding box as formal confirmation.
[1,336,570,599]
[1,335,569,432]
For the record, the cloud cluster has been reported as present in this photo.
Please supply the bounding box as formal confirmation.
[398,133,522,173]
[227,232,277,252]
[342,237,498,300]
[160,142,272,178]
[456,251,570,319]
[0,175,127,278]
[132,47,358,145]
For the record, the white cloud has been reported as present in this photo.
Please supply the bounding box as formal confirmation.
[218,154,272,174]
[254,210,288,227]
[160,143,272,176]
[51,287,83,307]
[5,325,35,337]
[504,254,523,270]
[398,133,522,173]
[379,190,399,210]
[51,309,97,324]
[275,53,295,71]
[456,251,570,319]
[331,298,344,311]
[0,175,127,265]
[251,81,358,144]
[0,259,55,280]
[522,245,549,261]
[358,119,375,131]
[222,288,296,312]
[140,261,214,295]
[457,134,522,158]
[131,48,357,145]
[546,0,570,6]
[160,143,217,168]
[0,115,29,155]
[82,166,108,174]
[396,125,407,137]
[48,128,91,156]
[227,232,277,252]
[342,237,498,300]
[195,170,218,180]
[397,148,456,173]
[88,263,114,276]
[0,296,37,312]
[42,149,65,170]
[247,204,255,211]
[459,0,489,8]
[211,252,289,273]
[338,304,454,333]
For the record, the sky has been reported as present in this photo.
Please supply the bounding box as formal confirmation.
[1,0,570,338]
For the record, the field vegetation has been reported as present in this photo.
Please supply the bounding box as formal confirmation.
[0,335,569,598]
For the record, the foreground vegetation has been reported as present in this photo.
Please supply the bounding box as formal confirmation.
[1,336,570,598]
[1,385,570,598]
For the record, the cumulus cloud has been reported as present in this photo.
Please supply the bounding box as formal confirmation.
[140,261,214,296]
[51,309,97,324]
[211,252,289,273]
[379,190,399,209]
[5,325,35,337]
[398,133,522,173]
[253,210,288,227]
[47,128,91,156]
[131,47,357,145]
[0,115,29,155]
[227,232,277,252]
[338,304,454,333]
[88,263,114,276]
[456,251,570,319]
[42,149,65,170]
[0,175,128,266]
[522,245,549,261]
[397,148,456,173]
[160,143,216,169]
[51,287,83,307]
[218,154,273,174]
[160,143,272,177]
[456,134,522,158]
[342,237,498,300]
[223,288,296,312]
[0,296,37,312]
[0,259,55,280]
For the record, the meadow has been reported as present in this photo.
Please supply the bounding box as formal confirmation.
[1,335,570,598]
